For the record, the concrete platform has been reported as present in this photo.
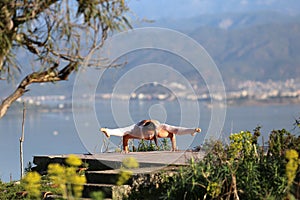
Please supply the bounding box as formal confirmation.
[33,151,205,199]
[33,151,204,172]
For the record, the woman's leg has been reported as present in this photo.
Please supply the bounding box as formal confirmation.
[100,125,135,138]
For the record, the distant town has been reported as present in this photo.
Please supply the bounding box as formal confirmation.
[5,78,300,112]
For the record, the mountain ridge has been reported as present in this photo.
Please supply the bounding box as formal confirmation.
[1,10,299,96]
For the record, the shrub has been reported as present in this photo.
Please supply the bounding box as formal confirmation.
[0,154,88,200]
[126,127,300,200]
[137,138,171,152]
[21,172,41,199]
[0,181,25,199]
[117,157,139,186]
[47,154,87,199]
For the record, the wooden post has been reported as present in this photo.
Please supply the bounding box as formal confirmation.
[20,102,26,179]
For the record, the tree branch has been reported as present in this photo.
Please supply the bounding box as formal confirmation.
[0,62,77,119]
[0,0,132,119]
[12,0,58,26]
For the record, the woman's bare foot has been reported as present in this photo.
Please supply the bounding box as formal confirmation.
[100,128,110,138]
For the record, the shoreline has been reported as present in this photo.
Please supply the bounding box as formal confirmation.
[5,97,300,114]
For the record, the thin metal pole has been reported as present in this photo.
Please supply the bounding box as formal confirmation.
[20,102,26,179]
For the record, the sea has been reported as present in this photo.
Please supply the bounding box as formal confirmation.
[0,99,299,182]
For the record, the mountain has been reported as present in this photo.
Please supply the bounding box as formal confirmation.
[153,11,300,31]
[190,19,300,84]
[1,10,300,97]
[129,0,300,20]
[127,11,300,88]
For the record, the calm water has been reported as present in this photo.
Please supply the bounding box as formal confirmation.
[0,100,299,182]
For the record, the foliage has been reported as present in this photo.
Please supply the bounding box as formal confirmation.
[2,125,300,199]
[90,191,105,200]
[47,154,87,199]
[0,0,132,119]
[137,139,158,152]
[0,154,89,199]
[0,181,25,199]
[295,117,300,129]
[117,157,139,186]
[285,149,299,187]
[24,162,33,174]
[126,127,300,200]
[136,138,171,152]
[126,167,178,200]
[21,171,41,199]
[0,0,131,78]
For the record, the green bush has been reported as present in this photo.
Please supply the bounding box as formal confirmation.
[136,138,171,152]
[0,181,25,199]
[0,155,89,200]
[127,127,300,200]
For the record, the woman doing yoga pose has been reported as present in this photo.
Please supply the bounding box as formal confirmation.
[100,119,201,153]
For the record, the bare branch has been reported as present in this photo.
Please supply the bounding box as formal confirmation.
[0,62,77,118]
[0,0,132,119]
[13,0,59,26]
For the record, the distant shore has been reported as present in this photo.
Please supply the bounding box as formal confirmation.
[4,95,299,115]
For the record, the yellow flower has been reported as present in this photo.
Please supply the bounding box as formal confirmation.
[117,169,133,186]
[285,149,299,186]
[48,163,65,175]
[65,167,77,181]
[66,154,82,167]
[47,156,86,198]
[285,149,299,160]
[47,163,66,195]
[117,157,139,185]
[22,171,41,199]
[122,157,139,169]
[71,175,86,198]
[207,182,221,198]
[229,131,254,161]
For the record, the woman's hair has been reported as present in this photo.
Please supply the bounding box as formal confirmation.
[138,120,158,146]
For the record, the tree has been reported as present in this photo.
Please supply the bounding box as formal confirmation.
[0,0,131,118]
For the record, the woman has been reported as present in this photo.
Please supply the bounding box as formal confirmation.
[100,119,201,153]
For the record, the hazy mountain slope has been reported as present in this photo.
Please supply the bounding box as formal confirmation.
[190,22,300,83]
[129,0,300,19]
[2,11,300,97]
[74,13,300,93]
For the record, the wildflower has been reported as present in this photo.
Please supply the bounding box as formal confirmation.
[285,149,299,186]
[229,131,254,161]
[207,182,221,198]
[71,175,86,198]
[117,169,133,186]
[21,171,41,199]
[117,157,139,185]
[47,163,66,195]
[66,154,82,167]
[285,149,299,160]
[48,163,65,175]
[122,157,139,169]
[47,155,87,198]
